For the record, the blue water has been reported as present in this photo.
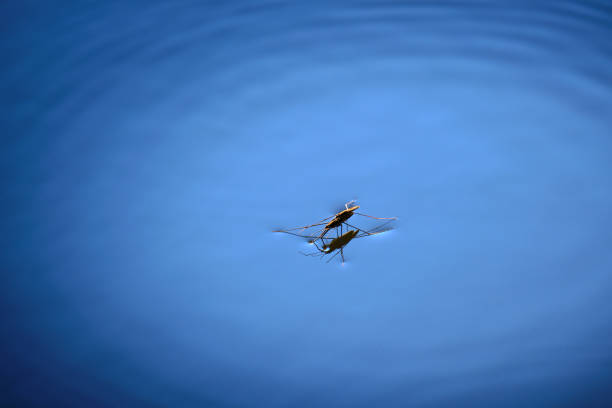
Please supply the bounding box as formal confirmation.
[2,1,612,407]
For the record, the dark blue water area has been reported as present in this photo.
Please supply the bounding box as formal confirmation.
[2,1,612,407]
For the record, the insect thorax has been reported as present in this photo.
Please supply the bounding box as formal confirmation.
[325,210,355,228]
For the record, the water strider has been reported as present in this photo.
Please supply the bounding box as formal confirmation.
[273,200,396,246]
[274,201,396,263]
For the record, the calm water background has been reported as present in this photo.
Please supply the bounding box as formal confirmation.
[2,1,612,407]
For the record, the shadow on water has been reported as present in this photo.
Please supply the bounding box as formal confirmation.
[2,1,612,407]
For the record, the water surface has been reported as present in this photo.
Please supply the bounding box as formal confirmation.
[2,1,612,407]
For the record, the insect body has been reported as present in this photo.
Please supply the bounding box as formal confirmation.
[302,226,388,264]
[304,229,359,264]
[319,202,360,238]
[323,229,358,252]
[274,200,396,246]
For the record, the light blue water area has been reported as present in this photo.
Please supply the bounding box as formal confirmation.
[2,1,612,407]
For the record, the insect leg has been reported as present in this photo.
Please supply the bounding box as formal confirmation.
[326,249,341,263]
[273,222,328,233]
[311,239,325,252]
[354,212,397,220]
[316,227,330,243]
[348,219,396,237]
[276,228,326,240]
[299,250,320,257]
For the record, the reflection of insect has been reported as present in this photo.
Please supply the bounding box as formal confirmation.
[299,224,393,264]
[274,200,397,245]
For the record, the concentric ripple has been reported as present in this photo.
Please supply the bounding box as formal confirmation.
[2,1,612,407]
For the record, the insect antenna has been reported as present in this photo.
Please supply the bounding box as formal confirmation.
[330,200,355,215]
